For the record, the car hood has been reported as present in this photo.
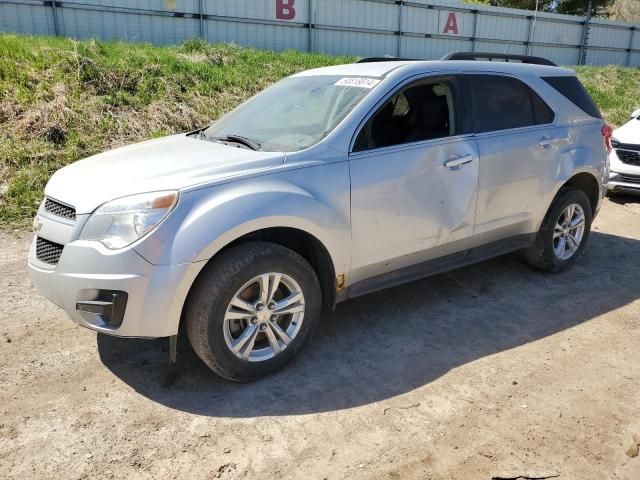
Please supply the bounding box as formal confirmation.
[613,119,640,144]
[45,134,285,214]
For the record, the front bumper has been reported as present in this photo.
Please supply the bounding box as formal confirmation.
[608,147,640,194]
[608,172,640,195]
[28,236,192,338]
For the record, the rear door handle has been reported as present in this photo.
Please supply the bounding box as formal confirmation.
[539,136,559,147]
[444,154,474,169]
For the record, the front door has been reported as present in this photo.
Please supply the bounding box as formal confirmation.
[348,75,479,285]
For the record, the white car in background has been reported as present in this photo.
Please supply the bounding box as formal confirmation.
[609,109,640,195]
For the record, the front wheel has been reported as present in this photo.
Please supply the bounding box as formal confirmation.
[524,187,592,272]
[185,242,322,382]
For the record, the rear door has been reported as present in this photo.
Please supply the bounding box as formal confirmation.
[467,73,570,241]
[348,74,479,284]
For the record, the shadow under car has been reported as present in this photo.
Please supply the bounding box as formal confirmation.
[97,231,640,417]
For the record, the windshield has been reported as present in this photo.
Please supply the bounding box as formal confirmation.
[203,75,380,152]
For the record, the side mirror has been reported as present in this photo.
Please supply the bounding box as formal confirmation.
[630,108,640,120]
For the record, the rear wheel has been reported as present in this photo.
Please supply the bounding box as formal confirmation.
[524,188,592,272]
[185,241,322,382]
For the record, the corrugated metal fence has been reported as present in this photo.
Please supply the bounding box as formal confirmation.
[1,0,639,66]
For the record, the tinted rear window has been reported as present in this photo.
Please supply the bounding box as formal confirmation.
[542,76,602,119]
[470,75,555,133]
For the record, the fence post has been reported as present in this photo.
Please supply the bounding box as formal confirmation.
[579,0,592,65]
[50,0,60,36]
[198,0,205,41]
[526,15,534,56]
[308,0,314,52]
[627,26,635,67]
[397,0,403,57]
[471,10,478,52]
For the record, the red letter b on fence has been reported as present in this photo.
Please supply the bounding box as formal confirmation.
[276,0,296,20]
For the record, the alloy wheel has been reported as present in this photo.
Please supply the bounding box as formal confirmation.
[223,272,305,362]
[553,203,586,260]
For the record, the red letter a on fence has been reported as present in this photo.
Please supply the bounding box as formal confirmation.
[276,0,296,20]
[443,13,458,34]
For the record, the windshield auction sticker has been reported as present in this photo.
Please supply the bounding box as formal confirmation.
[334,77,381,89]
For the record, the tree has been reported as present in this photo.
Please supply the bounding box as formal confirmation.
[607,0,640,21]
[556,0,615,16]
[464,0,556,12]
[464,0,616,17]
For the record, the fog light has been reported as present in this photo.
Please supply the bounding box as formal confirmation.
[76,290,128,327]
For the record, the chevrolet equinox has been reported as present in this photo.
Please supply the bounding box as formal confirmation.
[28,53,612,381]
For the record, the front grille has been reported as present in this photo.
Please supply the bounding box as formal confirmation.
[36,237,64,265]
[44,197,76,221]
[615,149,640,167]
[614,142,640,151]
[619,174,640,185]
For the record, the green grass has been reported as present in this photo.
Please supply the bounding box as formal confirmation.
[0,33,638,229]
[574,65,640,127]
[0,34,354,228]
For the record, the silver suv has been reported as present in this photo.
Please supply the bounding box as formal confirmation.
[28,53,611,381]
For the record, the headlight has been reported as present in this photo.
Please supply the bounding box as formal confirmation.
[80,191,178,249]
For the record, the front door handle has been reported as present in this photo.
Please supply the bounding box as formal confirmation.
[444,154,474,169]
[539,136,559,147]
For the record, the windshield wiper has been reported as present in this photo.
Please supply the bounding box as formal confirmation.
[211,134,262,151]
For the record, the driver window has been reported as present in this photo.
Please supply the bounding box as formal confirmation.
[353,80,456,152]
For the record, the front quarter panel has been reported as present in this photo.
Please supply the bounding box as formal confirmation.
[134,162,352,278]
[129,160,351,337]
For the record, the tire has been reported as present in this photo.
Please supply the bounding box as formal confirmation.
[524,187,593,272]
[185,241,322,382]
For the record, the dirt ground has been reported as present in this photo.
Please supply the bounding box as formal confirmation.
[1,196,640,480]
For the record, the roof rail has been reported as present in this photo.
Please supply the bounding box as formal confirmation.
[356,57,417,63]
[441,51,556,66]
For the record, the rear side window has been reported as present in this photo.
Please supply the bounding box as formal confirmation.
[470,75,555,133]
[542,76,602,119]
